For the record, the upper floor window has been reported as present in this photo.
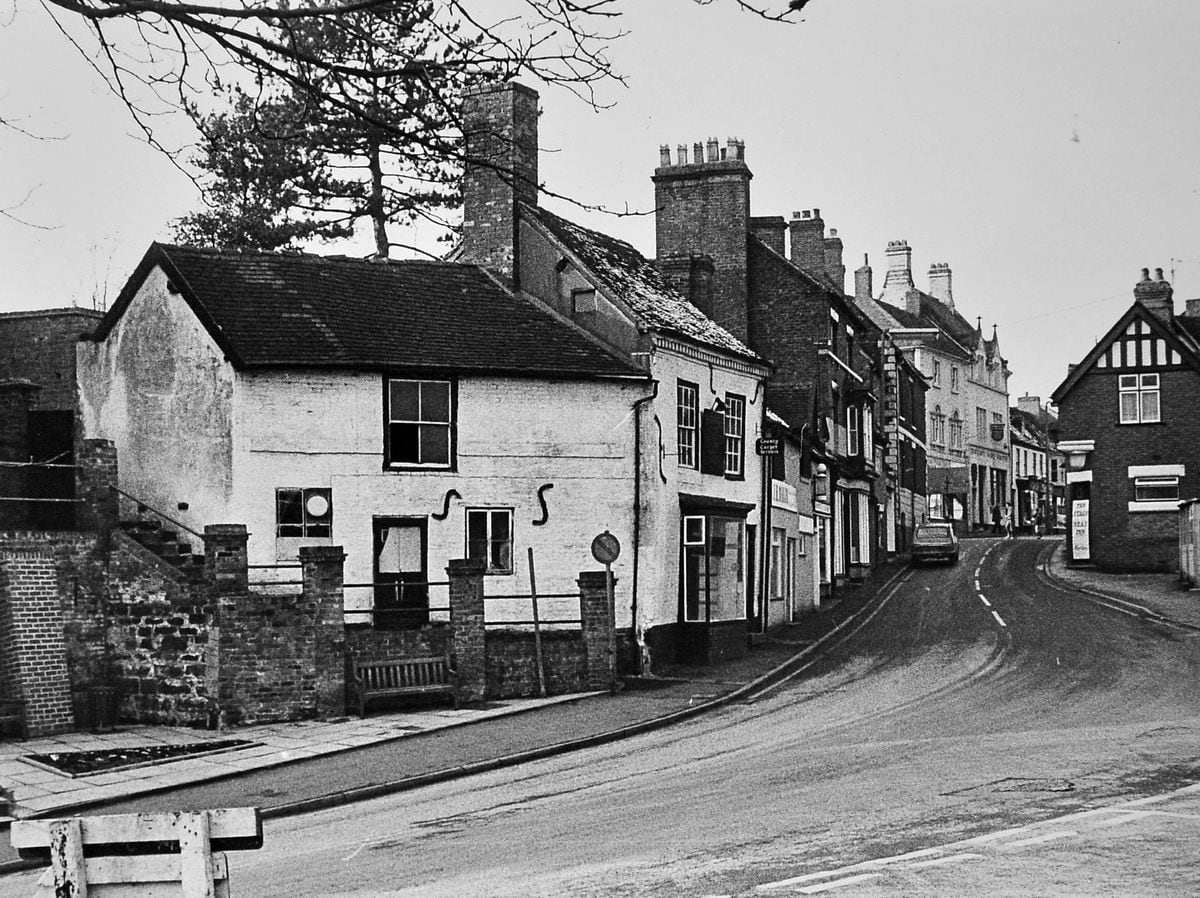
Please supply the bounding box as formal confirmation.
[949,412,963,450]
[862,404,874,458]
[386,378,453,468]
[930,405,945,446]
[847,405,861,456]
[932,360,942,387]
[829,310,840,356]
[276,487,332,538]
[724,393,746,478]
[1119,373,1160,424]
[950,366,960,393]
[466,508,513,574]
[976,407,988,440]
[677,380,699,468]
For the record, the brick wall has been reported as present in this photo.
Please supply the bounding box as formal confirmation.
[1058,367,1200,571]
[0,309,102,412]
[485,630,586,697]
[0,547,77,735]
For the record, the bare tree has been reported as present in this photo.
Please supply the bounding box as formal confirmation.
[37,1,801,185]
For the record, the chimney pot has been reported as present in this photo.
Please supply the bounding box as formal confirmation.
[659,144,671,167]
[705,137,719,162]
[678,144,689,165]
[1141,267,1151,280]
[693,142,704,164]
[1155,267,1165,281]
[829,228,838,238]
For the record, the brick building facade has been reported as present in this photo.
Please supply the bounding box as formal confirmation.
[1052,268,1200,571]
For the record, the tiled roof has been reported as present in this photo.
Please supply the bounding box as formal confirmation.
[522,205,762,362]
[95,244,645,379]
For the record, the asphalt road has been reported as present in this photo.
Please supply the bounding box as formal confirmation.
[7,537,1200,895]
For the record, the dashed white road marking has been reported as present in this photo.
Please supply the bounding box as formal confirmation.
[978,594,991,607]
[908,852,984,869]
[1007,829,1077,847]
[796,873,882,894]
[991,609,1007,627]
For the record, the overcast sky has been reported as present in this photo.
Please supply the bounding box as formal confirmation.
[3,0,1198,403]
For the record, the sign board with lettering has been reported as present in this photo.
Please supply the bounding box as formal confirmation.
[1071,499,1090,561]
[755,438,782,456]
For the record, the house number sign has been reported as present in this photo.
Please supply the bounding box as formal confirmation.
[591,530,621,565]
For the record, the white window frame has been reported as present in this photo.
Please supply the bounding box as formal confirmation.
[677,380,699,468]
[847,405,861,456]
[1119,373,1160,424]
[724,393,746,477]
[466,508,514,575]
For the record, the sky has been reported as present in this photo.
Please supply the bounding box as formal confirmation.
[3,0,1199,404]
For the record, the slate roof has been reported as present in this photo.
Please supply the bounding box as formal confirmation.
[522,205,762,363]
[93,244,646,379]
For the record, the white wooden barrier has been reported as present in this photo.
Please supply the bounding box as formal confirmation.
[11,807,262,897]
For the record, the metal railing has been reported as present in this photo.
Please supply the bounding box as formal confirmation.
[483,592,581,629]
[248,562,303,590]
[343,581,451,628]
[111,485,204,540]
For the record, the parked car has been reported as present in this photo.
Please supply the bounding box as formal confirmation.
[911,523,959,564]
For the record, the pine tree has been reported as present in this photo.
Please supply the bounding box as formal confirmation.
[174,2,482,256]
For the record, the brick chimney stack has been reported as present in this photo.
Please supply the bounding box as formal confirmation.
[854,254,873,305]
[928,262,954,309]
[653,138,752,342]
[750,216,787,257]
[460,82,540,280]
[824,228,846,293]
[882,240,915,294]
[1017,395,1043,417]
[1134,267,1174,322]
[788,210,826,277]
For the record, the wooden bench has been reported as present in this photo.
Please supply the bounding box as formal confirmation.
[0,697,27,740]
[349,652,459,716]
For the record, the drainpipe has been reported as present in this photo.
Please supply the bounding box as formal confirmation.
[759,417,771,635]
[631,379,659,674]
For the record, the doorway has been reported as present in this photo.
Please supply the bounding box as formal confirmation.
[372,517,428,628]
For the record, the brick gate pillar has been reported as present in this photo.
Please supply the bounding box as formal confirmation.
[0,551,74,735]
[448,558,486,702]
[579,571,616,692]
[0,381,40,530]
[76,439,119,533]
[204,525,249,594]
[300,545,347,717]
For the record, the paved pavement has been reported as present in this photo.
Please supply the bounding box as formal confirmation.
[2,536,1197,870]
[1044,540,1200,630]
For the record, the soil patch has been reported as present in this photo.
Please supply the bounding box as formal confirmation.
[23,740,258,778]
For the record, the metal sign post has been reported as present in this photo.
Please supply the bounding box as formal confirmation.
[590,530,621,692]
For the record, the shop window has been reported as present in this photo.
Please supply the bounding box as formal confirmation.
[770,527,785,599]
[466,508,513,574]
[681,515,744,623]
[276,488,332,538]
